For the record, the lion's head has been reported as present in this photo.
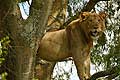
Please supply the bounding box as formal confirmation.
[79,12,107,39]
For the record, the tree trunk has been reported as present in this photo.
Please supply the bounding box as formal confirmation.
[0,0,53,80]
[34,0,68,80]
[35,59,56,80]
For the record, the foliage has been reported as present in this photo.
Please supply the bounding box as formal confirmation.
[91,0,120,79]
[0,72,8,80]
[67,0,88,17]
[0,36,10,79]
[0,36,10,64]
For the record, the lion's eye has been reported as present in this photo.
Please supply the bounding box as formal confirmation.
[98,19,101,22]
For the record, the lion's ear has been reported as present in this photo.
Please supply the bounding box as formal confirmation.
[79,12,89,21]
[99,12,108,19]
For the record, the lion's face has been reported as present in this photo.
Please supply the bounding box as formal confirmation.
[80,12,107,39]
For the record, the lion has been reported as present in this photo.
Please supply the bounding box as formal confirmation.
[37,12,107,80]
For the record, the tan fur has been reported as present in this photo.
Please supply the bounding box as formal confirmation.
[37,12,107,80]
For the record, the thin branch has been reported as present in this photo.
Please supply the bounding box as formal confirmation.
[107,73,119,80]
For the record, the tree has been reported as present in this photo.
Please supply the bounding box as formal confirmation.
[1,0,120,80]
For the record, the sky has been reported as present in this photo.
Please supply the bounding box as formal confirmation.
[18,2,30,19]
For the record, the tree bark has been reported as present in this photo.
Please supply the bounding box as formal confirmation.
[0,0,53,80]
[47,0,68,29]
[35,60,56,80]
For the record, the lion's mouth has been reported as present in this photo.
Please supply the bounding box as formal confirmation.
[90,31,100,39]
[91,31,98,36]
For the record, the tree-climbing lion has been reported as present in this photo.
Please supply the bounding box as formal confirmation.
[37,12,107,80]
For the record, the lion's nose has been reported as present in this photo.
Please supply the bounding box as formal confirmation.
[94,26,98,29]
[94,30,97,33]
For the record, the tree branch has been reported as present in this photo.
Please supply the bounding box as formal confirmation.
[88,66,119,80]
[29,0,53,38]
[60,0,110,29]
